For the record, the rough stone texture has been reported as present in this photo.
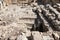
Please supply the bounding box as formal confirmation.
[41,0,60,4]
[41,33,54,40]
[0,5,36,40]
[52,32,60,40]
[43,36,54,40]
[4,0,33,6]
[17,33,28,40]
[32,31,43,40]
[0,0,60,40]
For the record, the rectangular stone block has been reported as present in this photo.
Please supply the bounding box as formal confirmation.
[32,31,43,40]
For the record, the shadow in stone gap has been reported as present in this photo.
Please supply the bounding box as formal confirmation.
[31,9,48,32]
[42,10,60,31]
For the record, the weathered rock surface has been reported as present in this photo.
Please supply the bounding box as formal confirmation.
[0,5,36,40]
[32,31,43,40]
[0,0,60,40]
[17,33,28,40]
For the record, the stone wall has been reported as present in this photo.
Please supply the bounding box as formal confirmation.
[41,0,60,4]
[3,0,33,6]
[3,0,60,6]
[4,0,11,6]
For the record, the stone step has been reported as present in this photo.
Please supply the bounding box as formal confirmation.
[17,20,35,24]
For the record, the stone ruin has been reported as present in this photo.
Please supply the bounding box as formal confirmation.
[0,0,60,40]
